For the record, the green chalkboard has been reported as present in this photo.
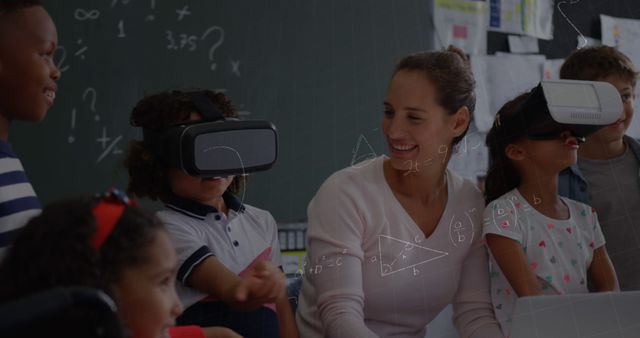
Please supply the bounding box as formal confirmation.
[12,0,437,222]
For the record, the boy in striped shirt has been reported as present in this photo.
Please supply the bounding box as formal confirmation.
[0,0,61,258]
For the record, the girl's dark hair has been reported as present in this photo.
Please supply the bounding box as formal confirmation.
[0,196,164,303]
[393,45,475,146]
[484,91,532,204]
[124,89,244,202]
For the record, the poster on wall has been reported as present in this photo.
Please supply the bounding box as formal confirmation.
[472,53,545,133]
[433,0,488,55]
[601,14,640,138]
[488,0,553,40]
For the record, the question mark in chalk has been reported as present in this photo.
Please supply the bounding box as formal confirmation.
[82,87,98,121]
[201,26,224,71]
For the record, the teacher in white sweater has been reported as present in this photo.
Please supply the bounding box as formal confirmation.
[296,46,502,338]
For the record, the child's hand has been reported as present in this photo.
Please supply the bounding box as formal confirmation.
[233,261,286,308]
[201,326,243,338]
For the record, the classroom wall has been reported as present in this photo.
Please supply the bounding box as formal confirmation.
[12,0,437,221]
[11,0,640,222]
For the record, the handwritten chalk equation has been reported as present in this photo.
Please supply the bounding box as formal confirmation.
[297,248,348,279]
[68,87,97,143]
[96,127,124,163]
[448,209,476,247]
[165,26,226,71]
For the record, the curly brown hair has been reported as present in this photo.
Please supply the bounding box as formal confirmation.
[124,89,244,202]
[393,45,475,146]
[560,46,638,87]
[0,196,163,303]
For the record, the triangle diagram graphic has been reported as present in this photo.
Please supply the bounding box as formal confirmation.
[378,235,448,277]
[351,134,377,167]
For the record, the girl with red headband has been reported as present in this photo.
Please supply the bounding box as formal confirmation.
[0,190,240,338]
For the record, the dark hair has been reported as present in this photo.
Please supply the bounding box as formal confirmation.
[124,89,244,202]
[484,91,532,204]
[393,45,475,146]
[0,197,164,303]
[560,46,638,87]
[0,0,41,15]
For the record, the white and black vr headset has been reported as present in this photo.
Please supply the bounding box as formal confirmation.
[143,93,278,177]
[507,79,623,140]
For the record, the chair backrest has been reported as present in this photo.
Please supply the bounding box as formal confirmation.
[0,287,125,338]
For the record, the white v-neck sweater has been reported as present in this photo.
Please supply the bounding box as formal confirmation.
[296,156,501,338]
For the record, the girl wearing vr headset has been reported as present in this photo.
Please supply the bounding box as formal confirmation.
[0,190,241,338]
[125,90,297,338]
[483,91,619,336]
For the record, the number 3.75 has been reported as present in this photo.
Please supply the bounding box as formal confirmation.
[166,31,198,51]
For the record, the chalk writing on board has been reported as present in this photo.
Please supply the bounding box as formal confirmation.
[68,88,97,143]
[201,26,225,71]
[117,20,126,38]
[165,31,197,51]
[74,39,88,60]
[146,0,156,20]
[231,59,241,77]
[176,6,192,21]
[96,127,112,149]
[74,8,100,21]
[68,108,76,144]
[110,0,131,8]
[82,87,98,121]
[54,46,70,73]
[164,26,227,62]
[96,128,123,163]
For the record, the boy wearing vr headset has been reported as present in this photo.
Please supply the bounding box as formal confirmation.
[558,46,640,291]
[125,89,297,338]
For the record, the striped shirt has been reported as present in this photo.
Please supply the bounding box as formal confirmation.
[0,140,40,259]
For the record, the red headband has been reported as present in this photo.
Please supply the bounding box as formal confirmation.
[91,189,137,250]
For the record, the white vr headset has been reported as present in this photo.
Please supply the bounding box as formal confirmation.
[506,79,623,141]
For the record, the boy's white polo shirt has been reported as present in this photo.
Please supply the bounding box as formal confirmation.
[157,192,282,309]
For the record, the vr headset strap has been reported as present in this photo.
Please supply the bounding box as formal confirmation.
[189,92,225,122]
[142,128,165,160]
[141,92,225,164]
